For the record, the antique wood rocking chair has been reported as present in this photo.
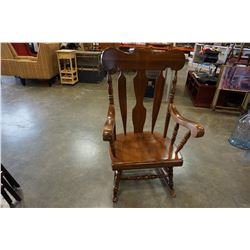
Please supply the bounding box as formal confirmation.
[102,48,205,202]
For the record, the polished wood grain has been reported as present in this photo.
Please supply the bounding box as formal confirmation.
[175,131,191,154]
[151,71,165,133]
[169,103,205,138]
[132,70,148,133]
[164,70,177,138]
[118,71,127,134]
[170,123,180,148]
[101,48,204,202]
[104,72,116,157]
[103,104,115,141]
[110,132,183,170]
[107,72,114,105]
[168,122,179,157]
[120,173,167,180]
[102,48,185,71]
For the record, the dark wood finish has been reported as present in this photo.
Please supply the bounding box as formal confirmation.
[175,131,191,154]
[121,173,167,180]
[157,168,176,197]
[132,70,148,133]
[113,170,122,202]
[107,73,114,105]
[166,167,174,190]
[118,71,127,134]
[102,48,205,202]
[163,70,177,138]
[151,71,165,133]
[170,123,179,148]
[169,104,205,138]
[185,71,217,108]
[102,104,116,156]
[103,72,116,157]
[102,48,185,71]
[110,132,183,170]
[103,105,115,141]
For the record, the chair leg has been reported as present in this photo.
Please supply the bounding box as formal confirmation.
[20,78,26,86]
[157,168,176,198]
[48,76,57,87]
[113,170,122,203]
[166,167,176,197]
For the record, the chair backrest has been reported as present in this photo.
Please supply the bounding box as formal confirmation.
[1,43,15,59]
[36,43,60,75]
[11,43,37,57]
[102,48,185,136]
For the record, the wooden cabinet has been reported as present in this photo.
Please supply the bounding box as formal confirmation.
[56,50,78,85]
[185,71,217,107]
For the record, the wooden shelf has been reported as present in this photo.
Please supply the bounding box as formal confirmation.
[60,69,77,74]
[61,76,76,80]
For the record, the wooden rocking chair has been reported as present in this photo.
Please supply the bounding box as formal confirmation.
[102,48,205,202]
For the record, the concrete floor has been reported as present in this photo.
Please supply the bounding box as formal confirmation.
[1,63,250,207]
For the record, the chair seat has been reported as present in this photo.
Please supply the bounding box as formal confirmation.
[110,132,183,170]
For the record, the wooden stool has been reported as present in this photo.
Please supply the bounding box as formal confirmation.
[56,50,78,85]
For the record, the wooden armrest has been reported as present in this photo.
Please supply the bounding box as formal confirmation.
[103,105,115,141]
[169,104,204,138]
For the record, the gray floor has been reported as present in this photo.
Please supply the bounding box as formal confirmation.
[1,63,250,208]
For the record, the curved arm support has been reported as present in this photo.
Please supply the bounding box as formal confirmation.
[169,104,205,138]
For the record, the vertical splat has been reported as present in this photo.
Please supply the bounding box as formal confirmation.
[132,70,148,133]
[151,70,165,133]
[175,131,191,154]
[168,122,179,157]
[107,72,114,105]
[118,71,127,134]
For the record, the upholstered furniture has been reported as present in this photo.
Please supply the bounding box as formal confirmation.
[11,43,37,57]
[1,43,60,85]
[102,48,205,202]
